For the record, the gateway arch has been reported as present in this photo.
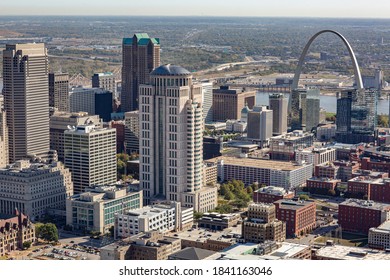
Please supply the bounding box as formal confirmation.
[289,30,368,132]
[291,29,363,90]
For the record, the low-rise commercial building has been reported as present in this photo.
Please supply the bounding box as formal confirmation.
[0,210,35,257]
[0,160,73,220]
[295,147,336,172]
[198,212,240,230]
[338,199,390,235]
[306,177,340,195]
[269,130,314,161]
[66,186,142,234]
[314,244,390,260]
[274,199,316,237]
[253,186,294,203]
[242,203,286,243]
[168,247,217,260]
[115,202,193,238]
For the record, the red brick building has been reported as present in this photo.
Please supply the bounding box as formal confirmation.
[347,177,390,203]
[110,120,125,153]
[338,199,390,235]
[306,178,340,195]
[274,199,316,237]
[253,186,294,204]
[361,157,390,176]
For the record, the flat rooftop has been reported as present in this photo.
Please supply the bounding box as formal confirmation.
[166,226,241,243]
[217,242,309,260]
[340,199,390,211]
[211,156,310,171]
[274,199,315,210]
[316,245,390,260]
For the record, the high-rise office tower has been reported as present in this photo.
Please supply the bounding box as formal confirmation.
[212,86,256,121]
[49,73,69,112]
[247,105,273,148]
[124,111,139,154]
[138,64,217,212]
[269,93,288,136]
[0,95,9,168]
[121,33,160,112]
[300,89,320,132]
[336,88,377,144]
[3,43,50,162]
[64,125,116,194]
[50,111,101,161]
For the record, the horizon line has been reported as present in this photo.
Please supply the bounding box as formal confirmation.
[0,15,390,20]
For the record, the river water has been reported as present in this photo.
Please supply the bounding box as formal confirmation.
[256,91,389,115]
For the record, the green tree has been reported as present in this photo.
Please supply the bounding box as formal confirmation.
[246,186,253,195]
[232,199,249,209]
[224,191,235,201]
[214,204,233,214]
[193,212,203,221]
[299,194,310,201]
[23,241,32,249]
[36,223,58,242]
[378,114,389,127]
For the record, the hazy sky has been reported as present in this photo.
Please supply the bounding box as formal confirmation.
[1,0,390,18]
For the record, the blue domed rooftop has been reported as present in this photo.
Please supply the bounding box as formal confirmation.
[150,64,191,76]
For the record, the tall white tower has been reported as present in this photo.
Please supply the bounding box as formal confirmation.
[139,64,217,212]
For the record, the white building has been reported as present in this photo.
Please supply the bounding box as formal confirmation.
[138,64,217,212]
[0,95,8,168]
[295,147,336,173]
[50,111,101,161]
[0,160,73,220]
[369,220,390,250]
[247,105,273,148]
[115,202,193,238]
[64,124,116,194]
[202,81,213,124]
[66,185,142,234]
[226,120,247,133]
[215,156,312,189]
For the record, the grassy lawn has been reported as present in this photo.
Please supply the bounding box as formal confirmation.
[315,233,368,247]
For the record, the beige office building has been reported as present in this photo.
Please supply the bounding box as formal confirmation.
[0,95,8,168]
[138,64,217,212]
[50,111,101,161]
[49,73,69,112]
[0,160,73,220]
[3,43,50,162]
[64,125,116,194]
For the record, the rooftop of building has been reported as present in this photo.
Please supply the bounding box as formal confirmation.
[210,156,311,171]
[166,226,241,244]
[270,130,313,141]
[351,170,388,179]
[0,160,64,175]
[274,199,315,209]
[50,111,90,118]
[71,185,140,203]
[349,176,383,184]
[296,146,336,153]
[123,33,160,46]
[65,124,115,134]
[212,86,256,95]
[122,203,188,219]
[168,247,217,260]
[308,177,340,183]
[315,244,390,260]
[340,199,390,210]
[255,186,292,196]
[216,242,309,260]
[150,64,190,76]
